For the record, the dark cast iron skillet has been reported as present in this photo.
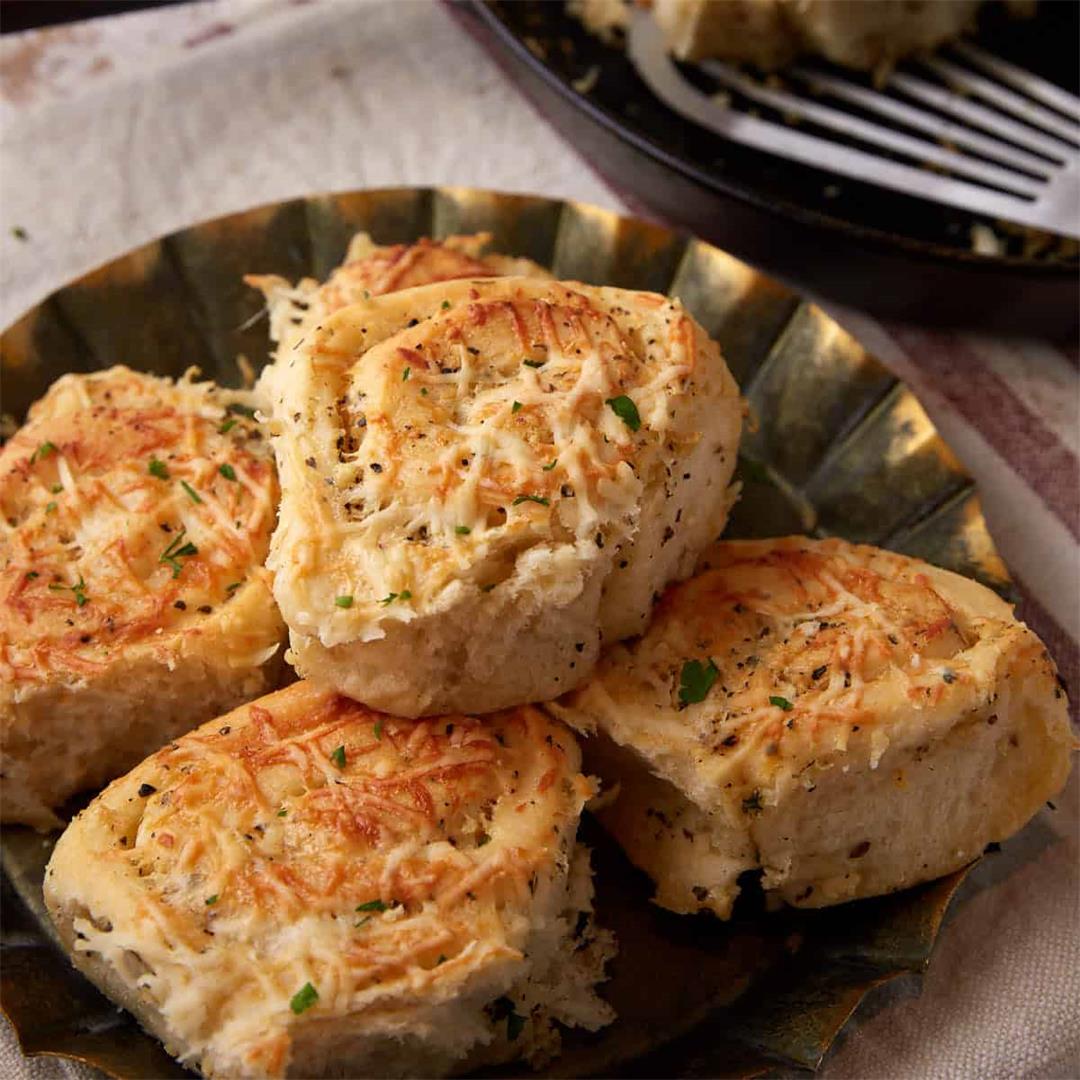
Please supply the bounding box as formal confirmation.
[456,0,1079,339]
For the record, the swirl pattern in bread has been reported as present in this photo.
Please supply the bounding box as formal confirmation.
[44,681,613,1078]
[551,536,1074,917]
[263,276,742,715]
[0,366,284,828]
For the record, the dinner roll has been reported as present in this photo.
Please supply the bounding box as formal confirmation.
[551,536,1074,917]
[0,366,284,829]
[263,276,742,716]
[44,681,614,1079]
[246,231,551,358]
[648,0,982,70]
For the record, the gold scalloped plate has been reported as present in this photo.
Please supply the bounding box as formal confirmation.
[0,188,1003,1080]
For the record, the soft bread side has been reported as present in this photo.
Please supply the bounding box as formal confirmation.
[0,366,284,828]
[44,682,613,1077]
[551,536,1074,916]
[264,276,742,716]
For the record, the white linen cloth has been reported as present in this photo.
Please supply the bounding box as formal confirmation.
[1,2,1076,1077]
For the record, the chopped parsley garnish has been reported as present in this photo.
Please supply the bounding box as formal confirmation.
[276,807,288,817]
[50,484,62,494]
[32,441,57,463]
[11,225,28,241]
[678,658,719,705]
[362,289,371,299]
[511,401,522,414]
[942,669,956,684]
[330,745,346,769]
[289,983,318,1015]
[205,894,219,906]
[523,359,545,368]
[380,590,411,604]
[420,388,429,396]
[355,899,388,913]
[399,589,412,600]
[769,695,794,711]
[49,576,88,606]
[226,403,257,419]
[512,494,549,507]
[455,525,472,535]
[24,571,38,580]
[225,580,243,593]
[373,718,384,741]
[402,367,411,381]
[742,790,764,814]
[335,595,354,608]
[148,458,170,480]
[542,459,557,471]
[44,501,57,514]
[441,300,451,310]
[160,529,198,578]
[218,463,237,482]
[218,418,238,434]
[476,833,491,847]
[180,480,203,504]
[605,395,641,432]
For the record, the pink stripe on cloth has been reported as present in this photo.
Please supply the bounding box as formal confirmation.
[1014,577,1079,727]
[887,326,1080,541]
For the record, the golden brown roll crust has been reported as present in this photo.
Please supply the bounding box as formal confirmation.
[0,366,285,828]
[44,682,614,1079]
[246,231,551,359]
[262,276,741,716]
[551,536,1074,917]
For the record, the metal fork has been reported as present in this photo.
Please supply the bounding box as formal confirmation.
[628,9,1080,239]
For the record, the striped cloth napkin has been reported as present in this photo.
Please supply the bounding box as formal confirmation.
[0,2,1075,1077]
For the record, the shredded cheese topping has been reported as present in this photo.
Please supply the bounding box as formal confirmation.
[62,683,589,1074]
[564,536,1057,812]
[245,232,549,357]
[0,366,278,691]
[271,278,716,636]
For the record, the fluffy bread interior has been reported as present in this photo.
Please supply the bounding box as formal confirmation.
[263,276,741,716]
[43,683,614,1078]
[0,366,284,828]
[552,536,1075,916]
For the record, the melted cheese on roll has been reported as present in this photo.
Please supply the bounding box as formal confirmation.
[246,231,551,358]
[0,366,284,828]
[552,536,1074,917]
[44,681,614,1079]
[263,276,742,716]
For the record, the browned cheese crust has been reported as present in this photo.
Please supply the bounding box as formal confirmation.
[552,536,1074,917]
[44,682,613,1078]
[1,367,284,828]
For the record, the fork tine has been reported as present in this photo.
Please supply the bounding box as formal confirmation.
[789,65,1055,178]
[700,60,1042,196]
[627,13,1080,238]
[920,56,1080,147]
[951,41,1080,122]
[888,71,1074,162]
